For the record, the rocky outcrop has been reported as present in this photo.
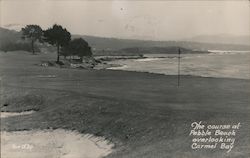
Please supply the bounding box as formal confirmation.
[40,56,100,69]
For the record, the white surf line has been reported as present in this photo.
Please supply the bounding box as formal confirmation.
[135,58,163,62]
[36,75,56,78]
[107,65,128,70]
[1,129,114,158]
[0,111,35,118]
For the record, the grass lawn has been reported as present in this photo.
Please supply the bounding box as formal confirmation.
[1,51,250,158]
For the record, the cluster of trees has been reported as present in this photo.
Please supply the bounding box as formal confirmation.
[61,38,92,62]
[22,24,92,62]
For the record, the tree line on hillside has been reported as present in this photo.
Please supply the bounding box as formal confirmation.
[21,24,92,62]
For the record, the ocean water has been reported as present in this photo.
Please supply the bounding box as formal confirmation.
[107,51,250,79]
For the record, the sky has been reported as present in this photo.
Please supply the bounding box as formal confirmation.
[1,0,250,41]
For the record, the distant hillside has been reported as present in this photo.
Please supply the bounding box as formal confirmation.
[186,34,250,46]
[1,27,249,53]
[0,27,22,47]
[73,35,250,51]
[116,46,209,55]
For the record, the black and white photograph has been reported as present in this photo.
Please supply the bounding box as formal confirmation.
[0,0,250,158]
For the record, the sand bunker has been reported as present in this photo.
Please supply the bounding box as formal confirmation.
[1,111,35,118]
[1,129,113,158]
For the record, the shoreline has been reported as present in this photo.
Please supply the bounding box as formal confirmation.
[94,52,250,80]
